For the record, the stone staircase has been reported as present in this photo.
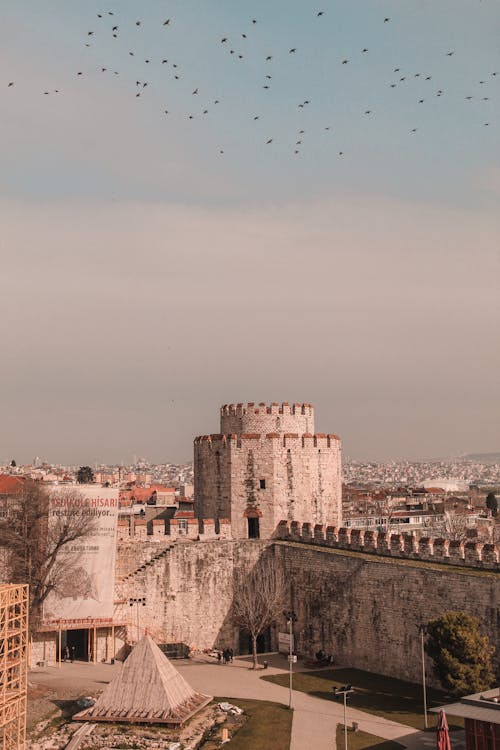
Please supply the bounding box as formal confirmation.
[119,544,174,582]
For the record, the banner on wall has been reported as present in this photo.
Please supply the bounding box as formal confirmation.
[42,486,119,623]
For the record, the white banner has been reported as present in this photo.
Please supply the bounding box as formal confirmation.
[278,632,294,653]
[42,486,119,623]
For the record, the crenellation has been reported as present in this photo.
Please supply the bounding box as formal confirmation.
[390,533,404,555]
[337,527,351,547]
[418,537,433,558]
[326,526,338,544]
[301,522,312,542]
[376,531,390,554]
[350,528,365,550]
[448,540,465,563]
[273,521,500,570]
[403,533,418,556]
[363,529,377,552]
[432,538,449,560]
[314,523,326,544]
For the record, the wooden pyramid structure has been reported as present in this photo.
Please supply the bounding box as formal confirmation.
[74,634,212,725]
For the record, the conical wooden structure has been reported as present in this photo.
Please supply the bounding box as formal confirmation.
[74,635,212,725]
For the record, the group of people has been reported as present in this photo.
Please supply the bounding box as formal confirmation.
[315,649,334,664]
[217,648,234,664]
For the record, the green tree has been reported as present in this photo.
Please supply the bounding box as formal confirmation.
[76,466,95,484]
[425,611,495,696]
[486,492,498,517]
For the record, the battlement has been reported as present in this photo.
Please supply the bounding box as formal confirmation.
[219,402,315,436]
[221,402,314,417]
[275,521,500,571]
[117,517,231,542]
[193,433,340,449]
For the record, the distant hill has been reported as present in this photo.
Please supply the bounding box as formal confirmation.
[462,452,500,463]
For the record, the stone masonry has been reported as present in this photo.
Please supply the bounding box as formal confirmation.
[111,529,499,685]
[194,403,342,539]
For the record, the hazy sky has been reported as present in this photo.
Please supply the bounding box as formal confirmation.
[1,0,499,465]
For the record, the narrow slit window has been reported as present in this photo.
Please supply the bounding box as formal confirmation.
[259,479,266,490]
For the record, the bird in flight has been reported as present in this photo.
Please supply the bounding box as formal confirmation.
[266,138,273,143]
[252,19,257,24]
[384,17,390,22]
[8,81,14,87]
[221,37,227,43]
[136,20,141,26]
[362,48,368,53]
[447,51,454,56]
[192,88,198,94]
[317,11,325,16]
[289,48,297,53]
[342,59,349,64]
[266,56,273,61]
[163,19,171,26]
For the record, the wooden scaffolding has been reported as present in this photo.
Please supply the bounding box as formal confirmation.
[0,584,29,750]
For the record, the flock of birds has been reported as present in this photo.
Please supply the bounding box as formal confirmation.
[5,8,498,159]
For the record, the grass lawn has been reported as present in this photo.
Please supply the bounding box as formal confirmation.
[336,724,404,749]
[214,697,292,750]
[262,668,463,731]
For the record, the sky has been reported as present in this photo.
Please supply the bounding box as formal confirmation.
[1,0,499,465]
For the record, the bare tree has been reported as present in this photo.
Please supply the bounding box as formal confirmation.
[232,552,286,669]
[0,481,97,632]
[423,510,471,542]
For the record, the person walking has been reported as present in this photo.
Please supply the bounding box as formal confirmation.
[70,645,76,663]
[63,645,70,662]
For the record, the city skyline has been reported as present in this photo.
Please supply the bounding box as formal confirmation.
[1,0,499,465]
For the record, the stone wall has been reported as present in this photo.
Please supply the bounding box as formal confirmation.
[220,402,315,435]
[194,434,342,539]
[276,539,500,684]
[115,539,270,651]
[115,533,499,684]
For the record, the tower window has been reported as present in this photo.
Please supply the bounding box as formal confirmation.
[259,479,266,490]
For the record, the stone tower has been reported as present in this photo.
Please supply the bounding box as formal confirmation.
[194,402,342,539]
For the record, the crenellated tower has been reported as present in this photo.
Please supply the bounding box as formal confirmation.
[194,402,342,540]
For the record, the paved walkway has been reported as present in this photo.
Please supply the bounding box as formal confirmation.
[28,655,465,750]
[174,654,420,749]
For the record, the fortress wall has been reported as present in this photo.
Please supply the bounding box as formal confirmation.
[115,539,269,651]
[276,540,500,684]
[115,535,499,684]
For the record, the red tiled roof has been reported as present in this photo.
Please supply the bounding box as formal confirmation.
[0,475,25,494]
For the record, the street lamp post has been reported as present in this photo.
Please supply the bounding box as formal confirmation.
[418,624,428,729]
[129,596,146,643]
[333,684,354,750]
[283,610,297,709]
